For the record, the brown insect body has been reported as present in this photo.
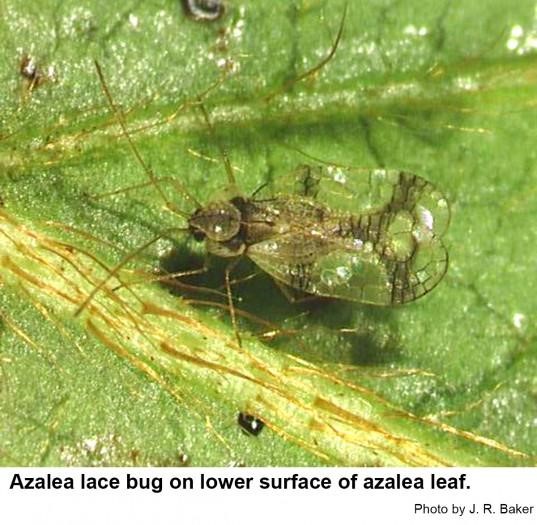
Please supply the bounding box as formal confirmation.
[85,2,448,329]
[187,166,449,306]
[188,194,306,254]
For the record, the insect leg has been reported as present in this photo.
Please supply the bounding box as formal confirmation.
[271,278,319,305]
[183,298,305,347]
[224,257,243,347]
[218,268,262,288]
[112,253,230,300]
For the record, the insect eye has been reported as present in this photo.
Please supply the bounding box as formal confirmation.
[191,229,206,242]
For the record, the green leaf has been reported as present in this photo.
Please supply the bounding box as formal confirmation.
[0,0,535,466]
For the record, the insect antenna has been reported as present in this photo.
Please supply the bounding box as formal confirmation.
[113,270,228,300]
[89,176,202,205]
[93,60,201,215]
[280,142,359,169]
[250,181,270,198]
[197,102,237,188]
[264,3,347,102]
[75,227,188,316]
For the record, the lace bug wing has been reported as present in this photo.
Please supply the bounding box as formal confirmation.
[274,165,450,233]
[248,165,450,305]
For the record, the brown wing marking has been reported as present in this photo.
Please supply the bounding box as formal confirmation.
[247,230,448,305]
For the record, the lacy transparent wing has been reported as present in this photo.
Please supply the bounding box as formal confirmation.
[247,233,448,305]
[272,165,450,237]
[248,166,450,304]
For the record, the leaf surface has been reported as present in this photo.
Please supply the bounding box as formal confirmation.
[0,0,535,466]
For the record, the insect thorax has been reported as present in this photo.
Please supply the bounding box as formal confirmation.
[189,195,303,258]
